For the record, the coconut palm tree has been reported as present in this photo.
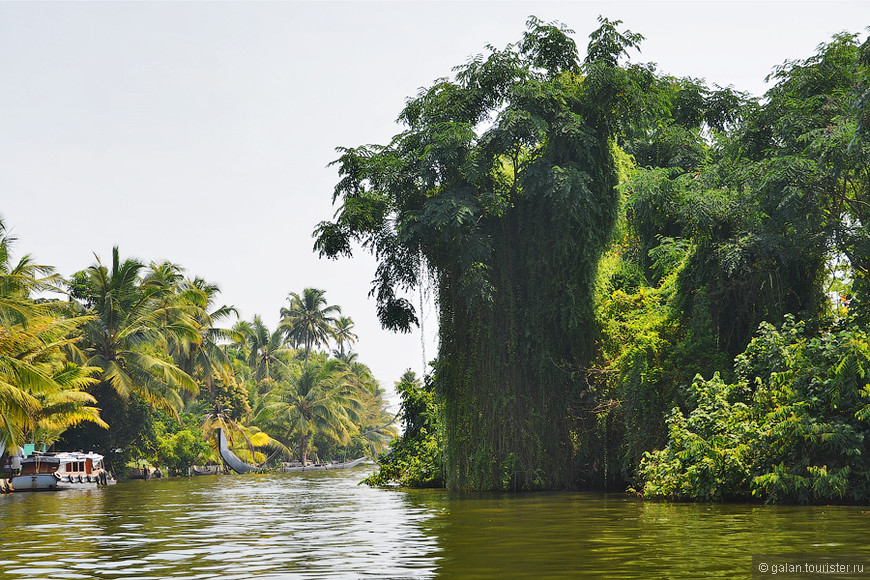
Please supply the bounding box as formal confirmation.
[332,316,358,357]
[0,310,104,452]
[59,249,200,466]
[75,248,199,411]
[335,356,398,456]
[140,265,242,402]
[235,316,294,383]
[0,216,103,453]
[259,359,363,465]
[0,215,63,324]
[169,276,241,395]
[141,260,201,365]
[28,361,108,447]
[279,288,341,368]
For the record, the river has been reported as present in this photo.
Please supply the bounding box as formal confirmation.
[1,467,869,579]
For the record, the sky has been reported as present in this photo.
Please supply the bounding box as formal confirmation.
[1,1,868,400]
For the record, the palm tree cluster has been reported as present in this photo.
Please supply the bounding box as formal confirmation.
[0,216,105,455]
[0,226,396,473]
[231,288,395,466]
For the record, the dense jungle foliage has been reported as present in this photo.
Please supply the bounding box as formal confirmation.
[332,18,870,501]
[0,236,397,476]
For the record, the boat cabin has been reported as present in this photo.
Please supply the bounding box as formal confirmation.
[19,455,60,475]
[55,452,106,479]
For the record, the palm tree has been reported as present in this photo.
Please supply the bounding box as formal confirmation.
[259,359,363,466]
[279,288,341,368]
[0,215,63,324]
[142,260,185,297]
[336,356,398,456]
[28,361,108,447]
[76,248,198,411]
[235,316,295,383]
[169,276,241,395]
[140,265,243,405]
[0,311,104,452]
[0,216,104,453]
[332,316,358,357]
[141,260,201,365]
[59,249,200,466]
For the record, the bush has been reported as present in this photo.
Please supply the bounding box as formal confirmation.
[157,429,212,476]
[363,371,444,488]
[640,316,870,503]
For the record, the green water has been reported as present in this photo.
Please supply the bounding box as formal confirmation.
[1,467,868,579]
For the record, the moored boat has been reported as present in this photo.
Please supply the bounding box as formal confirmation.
[214,428,369,474]
[9,454,62,491]
[9,451,114,491]
[191,464,223,475]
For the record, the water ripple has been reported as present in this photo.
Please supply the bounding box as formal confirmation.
[0,469,440,579]
[4,472,870,578]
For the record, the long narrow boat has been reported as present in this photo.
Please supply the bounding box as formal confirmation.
[277,457,368,472]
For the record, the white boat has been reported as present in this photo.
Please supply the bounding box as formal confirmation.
[10,451,114,491]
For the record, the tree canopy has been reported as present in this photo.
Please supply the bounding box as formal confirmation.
[316,17,646,490]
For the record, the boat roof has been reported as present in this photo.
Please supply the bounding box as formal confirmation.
[14,450,105,461]
[20,455,60,464]
[54,451,104,461]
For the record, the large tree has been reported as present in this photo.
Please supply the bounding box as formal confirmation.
[315,17,640,490]
[591,29,870,495]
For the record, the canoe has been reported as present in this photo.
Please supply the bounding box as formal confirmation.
[277,457,369,472]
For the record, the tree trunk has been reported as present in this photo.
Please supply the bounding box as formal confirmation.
[300,434,309,466]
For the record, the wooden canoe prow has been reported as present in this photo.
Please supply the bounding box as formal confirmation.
[216,428,259,474]
[216,428,369,474]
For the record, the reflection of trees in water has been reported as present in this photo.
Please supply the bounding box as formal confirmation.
[412,491,870,578]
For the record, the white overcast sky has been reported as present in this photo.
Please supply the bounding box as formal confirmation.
[1,1,868,396]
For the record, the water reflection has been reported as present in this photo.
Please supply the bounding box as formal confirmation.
[1,470,869,579]
[410,491,870,579]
